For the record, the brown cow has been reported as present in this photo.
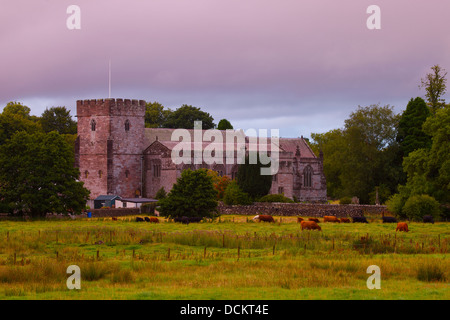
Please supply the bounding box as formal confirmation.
[324,216,340,223]
[112,217,118,221]
[340,218,350,223]
[145,216,159,223]
[252,215,275,223]
[300,221,322,231]
[297,217,304,223]
[396,222,409,232]
[308,218,320,223]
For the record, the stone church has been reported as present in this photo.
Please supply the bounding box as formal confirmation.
[74,98,327,203]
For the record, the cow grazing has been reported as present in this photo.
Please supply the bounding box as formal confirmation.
[253,215,275,223]
[308,218,320,223]
[135,217,144,222]
[423,215,434,224]
[352,216,368,223]
[174,216,203,224]
[145,216,159,223]
[112,217,118,221]
[340,218,350,223]
[297,217,304,223]
[396,222,409,232]
[300,221,322,231]
[382,216,397,223]
[324,216,340,223]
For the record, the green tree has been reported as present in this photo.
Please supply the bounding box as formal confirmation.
[145,102,172,128]
[236,152,273,199]
[420,64,447,114]
[397,97,431,157]
[163,105,215,129]
[158,169,218,218]
[217,119,233,130]
[0,102,42,145]
[40,106,77,134]
[310,129,346,198]
[311,104,402,203]
[0,131,90,217]
[223,180,252,205]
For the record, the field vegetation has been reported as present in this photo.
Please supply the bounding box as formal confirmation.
[0,215,448,300]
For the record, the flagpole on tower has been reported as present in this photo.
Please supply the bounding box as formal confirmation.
[108,59,111,99]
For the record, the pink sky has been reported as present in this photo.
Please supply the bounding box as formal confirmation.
[1,0,449,137]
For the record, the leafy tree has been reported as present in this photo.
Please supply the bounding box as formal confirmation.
[158,169,218,218]
[0,131,90,217]
[0,102,42,145]
[40,106,77,135]
[236,152,272,199]
[419,64,447,114]
[145,102,172,128]
[397,97,431,157]
[206,169,231,200]
[311,104,402,203]
[2,101,32,118]
[223,180,252,205]
[163,105,215,129]
[310,129,346,198]
[217,119,233,130]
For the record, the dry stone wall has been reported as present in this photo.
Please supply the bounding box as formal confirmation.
[218,202,388,217]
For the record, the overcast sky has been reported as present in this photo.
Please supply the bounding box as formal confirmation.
[1,0,449,138]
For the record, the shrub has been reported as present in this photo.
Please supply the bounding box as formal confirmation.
[223,180,252,205]
[339,197,352,205]
[386,193,408,219]
[158,169,218,219]
[402,194,441,221]
[141,202,157,215]
[258,194,294,203]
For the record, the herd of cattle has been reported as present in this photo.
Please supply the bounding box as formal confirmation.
[252,214,436,232]
[123,213,435,231]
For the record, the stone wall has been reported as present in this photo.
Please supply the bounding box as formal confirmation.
[218,202,388,217]
[90,208,140,217]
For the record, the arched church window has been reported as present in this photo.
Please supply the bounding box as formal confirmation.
[90,119,96,131]
[98,170,102,178]
[125,170,130,178]
[303,166,313,188]
[125,120,130,132]
[84,170,89,178]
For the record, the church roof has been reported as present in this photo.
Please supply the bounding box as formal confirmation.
[144,128,316,158]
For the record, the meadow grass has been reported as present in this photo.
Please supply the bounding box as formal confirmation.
[0,215,448,300]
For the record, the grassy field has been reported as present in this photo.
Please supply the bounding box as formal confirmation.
[0,214,448,300]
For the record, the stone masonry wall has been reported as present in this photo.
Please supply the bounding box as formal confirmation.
[218,202,388,217]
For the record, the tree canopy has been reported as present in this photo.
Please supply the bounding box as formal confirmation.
[311,104,402,203]
[420,64,447,114]
[40,106,77,135]
[236,152,273,199]
[396,97,431,157]
[0,131,90,217]
[217,119,233,130]
[158,169,218,219]
[163,104,215,129]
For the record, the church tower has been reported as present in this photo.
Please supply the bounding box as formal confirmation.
[75,98,146,200]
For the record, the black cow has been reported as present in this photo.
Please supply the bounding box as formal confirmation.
[352,216,368,223]
[382,216,397,223]
[174,216,203,224]
[423,215,435,224]
[136,217,144,222]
